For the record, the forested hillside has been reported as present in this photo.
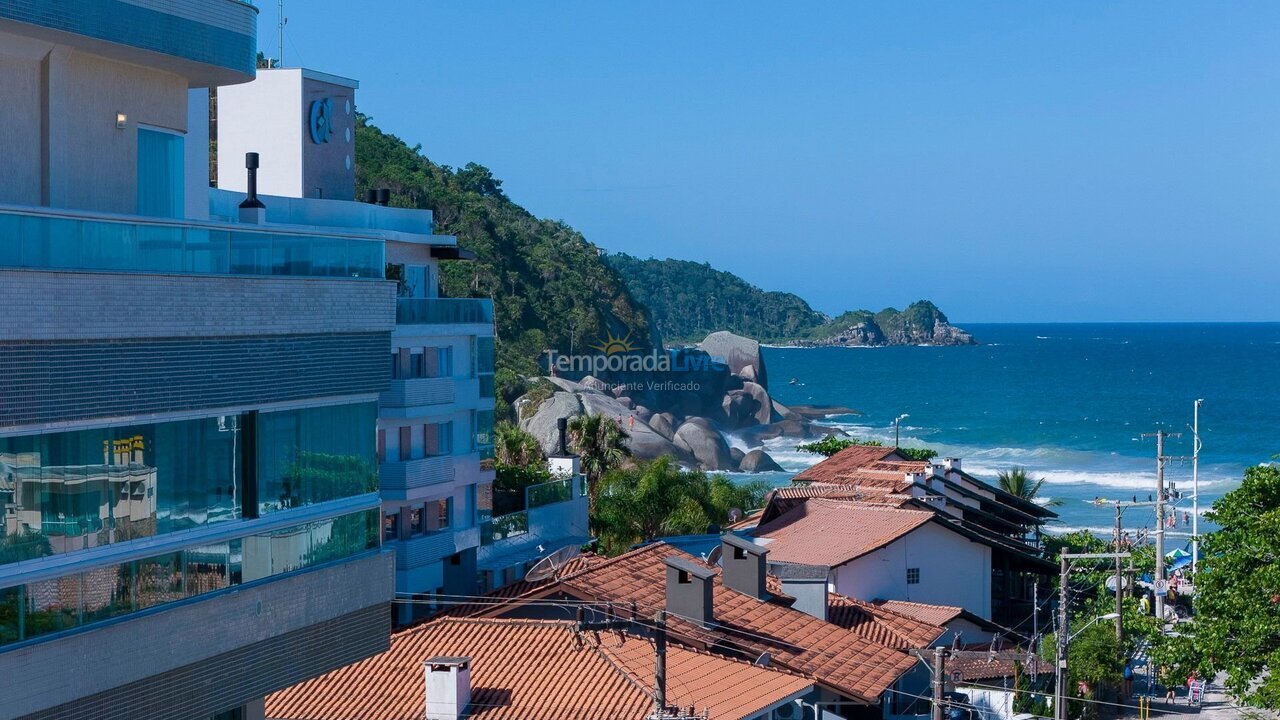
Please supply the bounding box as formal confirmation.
[605,253,827,342]
[354,117,653,416]
[608,254,975,347]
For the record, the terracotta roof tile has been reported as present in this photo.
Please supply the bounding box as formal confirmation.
[751,499,935,568]
[530,543,919,703]
[265,617,812,720]
[949,649,1049,682]
[825,594,946,650]
[790,445,901,484]
[873,600,965,627]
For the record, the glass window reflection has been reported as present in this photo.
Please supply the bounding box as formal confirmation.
[255,403,377,516]
[0,416,240,567]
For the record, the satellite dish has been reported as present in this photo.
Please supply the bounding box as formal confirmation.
[524,545,582,582]
[705,545,722,566]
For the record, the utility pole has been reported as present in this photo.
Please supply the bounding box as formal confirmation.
[1056,556,1069,720]
[1142,430,1183,622]
[1114,503,1124,643]
[932,646,947,720]
[654,610,667,717]
[1057,552,1131,720]
[1031,580,1039,682]
[1191,399,1203,576]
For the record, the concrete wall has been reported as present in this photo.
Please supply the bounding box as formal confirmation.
[833,522,993,619]
[300,74,357,201]
[0,270,395,341]
[218,70,303,198]
[47,50,188,214]
[3,551,393,720]
[184,88,210,219]
[0,32,47,206]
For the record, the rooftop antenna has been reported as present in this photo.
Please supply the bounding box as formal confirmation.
[277,0,287,68]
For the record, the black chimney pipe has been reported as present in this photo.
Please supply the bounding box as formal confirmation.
[239,152,265,209]
[364,188,377,204]
[557,417,569,456]
[376,188,391,206]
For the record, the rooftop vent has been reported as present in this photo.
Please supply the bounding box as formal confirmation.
[423,656,471,720]
[720,535,768,601]
[664,556,714,627]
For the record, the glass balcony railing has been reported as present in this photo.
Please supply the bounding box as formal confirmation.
[396,298,494,325]
[526,478,573,510]
[480,511,528,546]
[478,373,495,399]
[0,206,383,279]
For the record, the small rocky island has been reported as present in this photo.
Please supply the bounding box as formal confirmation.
[516,331,851,473]
[786,301,975,347]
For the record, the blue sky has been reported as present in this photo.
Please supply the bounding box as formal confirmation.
[263,1,1280,322]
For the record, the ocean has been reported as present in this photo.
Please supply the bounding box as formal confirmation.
[727,323,1280,537]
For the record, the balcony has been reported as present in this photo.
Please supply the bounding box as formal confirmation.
[381,377,455,408]
[0,205,383,279]
[0,0,258,86]
[394,531,456,571]
[379,455,455,497]
[396,298,494,326]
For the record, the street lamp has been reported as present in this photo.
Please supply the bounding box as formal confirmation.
[1069,613,1121,642]
[894,414,909,448]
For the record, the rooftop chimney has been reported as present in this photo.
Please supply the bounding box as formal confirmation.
[664,556,714,627]
[547,417,582,480]
[721,535,768,601]
[769,562,829,622]
[238,152,266,223]
[944,457,962,473]
[376,188,391,206]
[364,188,377,204]
[423,656,471,720]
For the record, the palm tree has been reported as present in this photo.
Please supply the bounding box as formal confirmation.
[997,466,1062,507]
[493,422,545,468]
[566,413,631,509]
[592,457,769,555]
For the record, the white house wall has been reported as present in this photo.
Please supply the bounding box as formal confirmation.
[833,522,992,619]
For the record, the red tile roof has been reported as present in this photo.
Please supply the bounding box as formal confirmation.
[873,599,966,627]
[752,499,935,568]
[948,649,1049,682]
[265,618,813,720]
[514,543,919,703]
[790,445,902,484]
[825,594,946,650]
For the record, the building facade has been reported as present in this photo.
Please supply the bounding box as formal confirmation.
[0,4,398,718]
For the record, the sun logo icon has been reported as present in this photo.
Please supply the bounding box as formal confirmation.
[590,329,637,356]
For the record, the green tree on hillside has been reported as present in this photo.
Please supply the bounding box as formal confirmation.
[355,117,653,421]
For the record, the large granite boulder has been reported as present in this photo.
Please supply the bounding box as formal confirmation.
[649,412,678,441]
[698,331,768,389]
[739,381,772,425]
[739,449,784,473]
[729,447,746,468]
[520,390,692,465]
[673,418,734,471]
[721,390,761,430]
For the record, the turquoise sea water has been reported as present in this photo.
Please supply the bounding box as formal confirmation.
[728,323,1280,536]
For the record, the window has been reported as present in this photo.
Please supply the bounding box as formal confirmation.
[0,416,242,565]
[906,567,921,585]
[435,498,452,530]
[409,507,424,535]
[383,512,399,541]
[254,402,378,515]
[137,127,184,218]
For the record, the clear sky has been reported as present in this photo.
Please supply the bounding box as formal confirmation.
[263,1,1280,322]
